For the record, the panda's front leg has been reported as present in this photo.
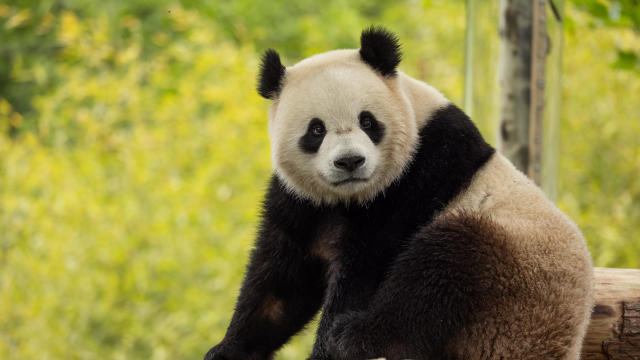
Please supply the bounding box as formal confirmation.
[328,215,490,360]
[323,282,411,359]
[204,179,328,360]
[204,225,327,360]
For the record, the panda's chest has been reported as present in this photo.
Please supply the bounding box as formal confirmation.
[310,213,345,273]
[311,211,406,287]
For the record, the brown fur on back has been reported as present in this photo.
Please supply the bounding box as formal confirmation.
[442,154,593,359]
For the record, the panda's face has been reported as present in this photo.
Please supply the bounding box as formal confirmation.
[267,50,418,204]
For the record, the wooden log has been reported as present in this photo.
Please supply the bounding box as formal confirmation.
[582,267,640,359]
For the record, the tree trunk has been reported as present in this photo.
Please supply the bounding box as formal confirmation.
[498,0,534,174]
[498,0,547,185]
[527,0,547,185]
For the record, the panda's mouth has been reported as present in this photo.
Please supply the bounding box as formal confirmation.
[332,177,368,186]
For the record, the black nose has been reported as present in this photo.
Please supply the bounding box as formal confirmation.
[334,155,365,172]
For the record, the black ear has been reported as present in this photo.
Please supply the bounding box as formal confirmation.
[359,26,402,77]
[257,49,286,99]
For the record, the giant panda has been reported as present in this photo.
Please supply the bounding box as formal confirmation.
[204,27,594,360]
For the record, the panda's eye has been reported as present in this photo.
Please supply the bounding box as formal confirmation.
[308,118,326,136]
[359,111,385,144]
[299,118,326,153]
[311,124,325,135]
[359,111,375,129]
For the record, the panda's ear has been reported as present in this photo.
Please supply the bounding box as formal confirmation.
[257,49,286,100]
[359,26,402,77]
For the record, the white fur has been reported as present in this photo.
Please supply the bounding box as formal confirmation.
[315,130,379,185]
[267,49,449,204]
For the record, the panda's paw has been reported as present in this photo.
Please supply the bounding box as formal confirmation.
[204,343,259,360]
[328,311,378,360]
[204,344,229,360]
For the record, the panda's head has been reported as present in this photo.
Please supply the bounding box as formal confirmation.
[258,27,432,205]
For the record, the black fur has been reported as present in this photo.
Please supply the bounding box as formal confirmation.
[359,111,385,144]
[359,26,402,77]
[257,49,286,99]
[299,118,327,154]
[205,179,326,360]
[204,104,495,360]
[327,213,510,359]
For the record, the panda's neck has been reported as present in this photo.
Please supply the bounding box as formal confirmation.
[397,72,450,130]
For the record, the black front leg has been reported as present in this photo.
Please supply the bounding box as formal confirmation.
[205,177,327,360]
[327,214,491,360]
[307,310,334,360]
[309,266,386,360]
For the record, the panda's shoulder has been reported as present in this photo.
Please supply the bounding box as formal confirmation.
[260,174,324,235]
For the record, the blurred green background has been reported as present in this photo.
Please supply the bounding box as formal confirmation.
[0,0,638,359]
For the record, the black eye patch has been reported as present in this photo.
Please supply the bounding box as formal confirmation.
[359,111,385,144]
[298,118,326,154]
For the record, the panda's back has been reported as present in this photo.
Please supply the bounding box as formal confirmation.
[438,152,594,359]
[445,152,589,257]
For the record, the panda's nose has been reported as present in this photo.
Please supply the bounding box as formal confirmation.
[334,155,365,172]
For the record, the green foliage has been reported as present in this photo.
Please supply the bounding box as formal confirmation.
[570,0,640,28]
[569,0,640,71]
[559,5,640,267]
[0,1,638,359]
[1,5,272,359]
[613,48,640,70]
